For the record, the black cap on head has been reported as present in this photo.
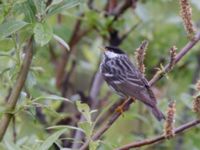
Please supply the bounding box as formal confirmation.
[105,46,125,54]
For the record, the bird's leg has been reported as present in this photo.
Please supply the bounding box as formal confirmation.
[115,97,135,115]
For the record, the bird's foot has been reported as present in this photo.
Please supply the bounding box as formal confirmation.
[115,105,124,114]
[115,97,135,117]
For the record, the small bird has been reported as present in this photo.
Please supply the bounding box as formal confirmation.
[100,46,165,121]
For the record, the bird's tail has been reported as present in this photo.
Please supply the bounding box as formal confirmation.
[150,106,165,121]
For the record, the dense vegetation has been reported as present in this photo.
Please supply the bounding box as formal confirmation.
[0,0,200,149]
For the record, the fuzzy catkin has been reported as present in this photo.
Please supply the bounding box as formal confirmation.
[164,101,176,138]
[179,0,196,39]
[135,40,148,75]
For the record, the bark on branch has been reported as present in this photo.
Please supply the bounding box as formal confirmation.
[116,119,200,150]
[0,37,34,141]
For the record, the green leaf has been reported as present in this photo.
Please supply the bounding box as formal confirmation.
[37,129,67,150]
[76,101,91,123]
[34,0,46,15]
[0,20,28,40]
[0,38,14,51]
[51,0,63,5]
[26,72,37,88]
[89,140,100,150]
[20,0,36,23]
[47,0,80,17]
[17,0,27,4]
[32,95,71,102]
[33,22,53,46]
[78,121,93,138]
[4,140,21,150]
[0,11,4,24]
[47,125,84,132]
[53,34,70,51]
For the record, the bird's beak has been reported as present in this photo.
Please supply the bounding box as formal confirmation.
[99,47,106,52]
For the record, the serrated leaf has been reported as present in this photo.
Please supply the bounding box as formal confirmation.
[33,22,53,46]
[47,0,80,17]
[0,20,28,40]
[37,129,67,150]
[78,121,92,138]
[76,101,91,123]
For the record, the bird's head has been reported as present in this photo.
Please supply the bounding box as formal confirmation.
[100,46,125,59]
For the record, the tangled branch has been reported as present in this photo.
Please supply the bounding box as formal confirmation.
[80,31,200,150]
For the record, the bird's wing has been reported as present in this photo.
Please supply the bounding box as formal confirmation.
[116,73,157,107]
[102,58,156,106]
[122,58,157,106]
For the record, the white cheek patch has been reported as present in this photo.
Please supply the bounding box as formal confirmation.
[105,51,119,58]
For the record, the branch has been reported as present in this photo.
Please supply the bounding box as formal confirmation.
[79,31,200,150]
[116,119,200,150]
[111,0,133,18]
[72,71,104,149]
[0,37,34,141]
[79,99,133,150]
[55,13,88,88]
[107,0,117,14]
[149,31,200,86]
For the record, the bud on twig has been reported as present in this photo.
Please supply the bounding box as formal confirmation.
[179,0,196,40]
[168,46,177,71]
[135,40,148,75]
[164,101,176,138]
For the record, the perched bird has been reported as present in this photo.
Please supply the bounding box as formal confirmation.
[100,46,165,121]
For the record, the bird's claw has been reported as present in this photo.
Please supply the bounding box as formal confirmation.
[115,106,125,117]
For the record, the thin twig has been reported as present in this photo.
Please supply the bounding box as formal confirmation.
[116,119,200,150]
[87,0,101,13]
[55,13,85,88]
[79,31,200,150]
[12,116,16,143]
[120,23,140,44]
[0,37,34,141]
[108,0,117,14]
